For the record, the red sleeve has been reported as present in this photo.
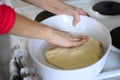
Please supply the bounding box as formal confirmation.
[0,4,16,34]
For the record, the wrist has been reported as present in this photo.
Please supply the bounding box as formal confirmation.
[40,25,54,40]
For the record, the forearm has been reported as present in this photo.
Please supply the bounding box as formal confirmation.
[23,0,71,15]
[9,13,53,39]
[23,0,87,26]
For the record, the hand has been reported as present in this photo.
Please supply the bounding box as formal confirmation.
[63,5,87,26]
[46,29,89,47]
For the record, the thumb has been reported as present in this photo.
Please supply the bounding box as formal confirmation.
[73,14,80,26]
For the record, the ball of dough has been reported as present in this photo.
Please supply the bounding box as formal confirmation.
[45,37,103,70]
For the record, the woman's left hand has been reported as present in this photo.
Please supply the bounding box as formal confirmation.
[62,5,87,26]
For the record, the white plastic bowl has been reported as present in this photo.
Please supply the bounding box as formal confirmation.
[28,15,120,80]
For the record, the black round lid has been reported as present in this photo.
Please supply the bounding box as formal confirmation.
[110,27,120,49]
[93,1,120,15]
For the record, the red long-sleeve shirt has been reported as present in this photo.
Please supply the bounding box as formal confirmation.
[0,4,16,34]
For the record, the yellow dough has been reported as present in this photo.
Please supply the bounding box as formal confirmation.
[45,37,103,70]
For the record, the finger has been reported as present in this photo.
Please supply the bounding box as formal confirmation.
[78,8,87,16]
[71,36,84,42]
[80,11,87,16]
[72,41,84,46]
[72,38,81,42]
[71,35,89,40]
[72,36,89,46]
[73,14,80,26]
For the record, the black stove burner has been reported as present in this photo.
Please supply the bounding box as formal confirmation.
[110,27,120,49]
[93,1,120,15]
[35,11,55,22]
[35,11,90,22]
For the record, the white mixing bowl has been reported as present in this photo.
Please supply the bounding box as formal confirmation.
[28,15,114,80]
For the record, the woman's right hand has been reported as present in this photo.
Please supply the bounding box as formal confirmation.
[45,29,89,47]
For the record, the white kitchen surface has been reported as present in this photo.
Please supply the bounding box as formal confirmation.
[5,0,120,80]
